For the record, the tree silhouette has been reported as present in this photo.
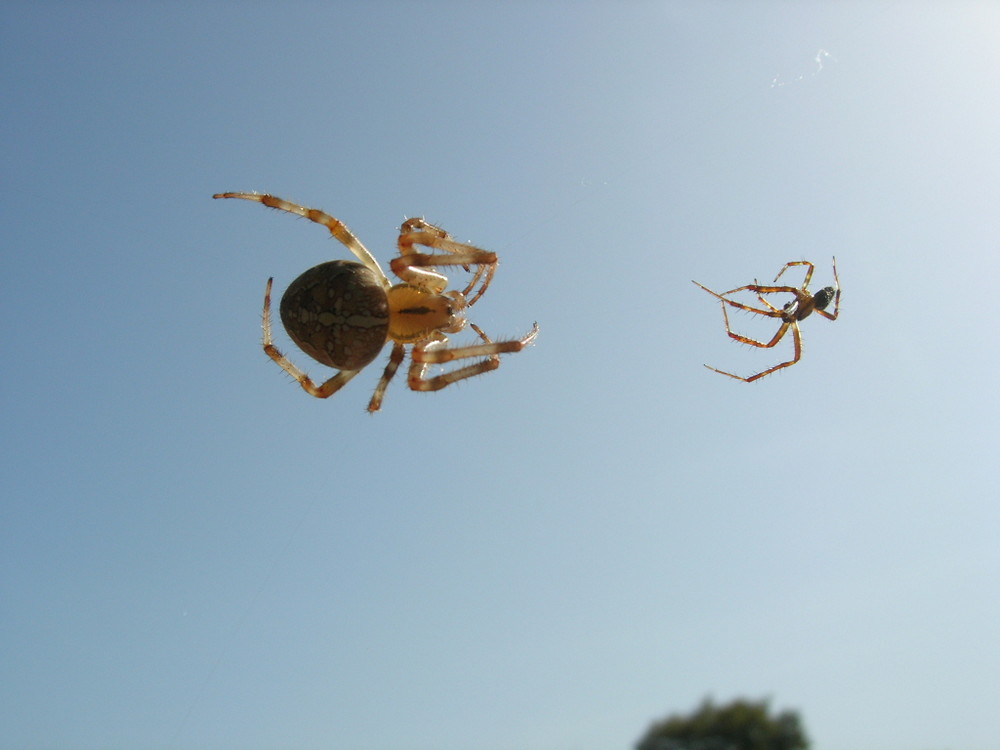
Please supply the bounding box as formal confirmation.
[635,697,809,750]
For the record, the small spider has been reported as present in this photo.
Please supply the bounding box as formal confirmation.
[214,192,538,412]
[692,257,840,382]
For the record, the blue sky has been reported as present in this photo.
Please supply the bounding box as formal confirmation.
[2,2,999,749]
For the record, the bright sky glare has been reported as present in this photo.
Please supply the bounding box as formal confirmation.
[2,3,999,750]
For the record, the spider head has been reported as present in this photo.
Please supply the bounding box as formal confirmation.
[814,286,837,311]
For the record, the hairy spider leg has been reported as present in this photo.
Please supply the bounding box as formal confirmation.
[704,310,802,382]
[755,292,784,313]
[389,246,496,299]
[725,284,816,321]
[738,260,821,313]
[396,219,497,306]
[368,342,406,413]
[368,322,539,411]
[744,277,791,314]
[409,323,539,393]
[261,277,363,398]
[773,260,815,287]
[717,302,792,349]
[693,282,806,382]
[213,192,388,284]
[692,280,804,318]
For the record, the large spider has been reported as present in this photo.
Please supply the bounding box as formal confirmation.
[214,192,538,412]
[692,258,840,382]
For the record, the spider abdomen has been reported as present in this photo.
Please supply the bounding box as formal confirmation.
[813,286,836,312]
[279,260,390,370]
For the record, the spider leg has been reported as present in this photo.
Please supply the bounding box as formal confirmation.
[815,306,838,321]
[755,293,783,313]
[390,249,497,300]
[261,277,362,398]
[727,283,804,298]
[367,342,406,413]
[774,260,815,288]
[395,218,498,305]
[408,323,539,393]
[703,320,802,382]
[692,280,783,317]
[693,280,806,317]
[719,307,791,348]
[722,284,808,317]
[213,192,388,285]
[746,278,784,313]
[744,320,803,381]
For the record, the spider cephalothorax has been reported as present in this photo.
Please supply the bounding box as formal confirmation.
[214,192,537,411]
[693,258,840,382]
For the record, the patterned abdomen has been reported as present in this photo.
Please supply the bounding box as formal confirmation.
[279,260,390,370]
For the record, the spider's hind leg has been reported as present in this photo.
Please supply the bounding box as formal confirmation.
[367,342,406,413]
[704,320,802,382]
[719,306,791,349]
[261,277,362,398]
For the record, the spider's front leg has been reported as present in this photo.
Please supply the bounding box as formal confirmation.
[692,280,790,318]
[408,323,539,393]
[773,260,815,288]
[393,219,498,305]
[213,192,387,281]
